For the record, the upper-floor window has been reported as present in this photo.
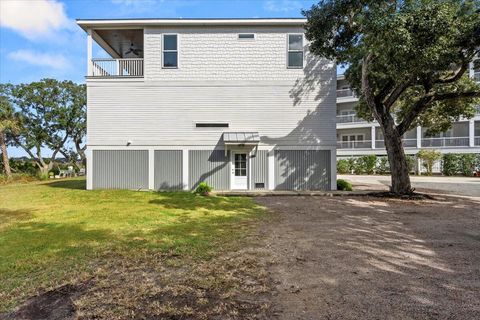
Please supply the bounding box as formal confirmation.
[287,34,303,69]
[163,34,178,68]
[238,33,255,40]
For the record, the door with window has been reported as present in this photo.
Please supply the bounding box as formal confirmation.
[231,152,248,190]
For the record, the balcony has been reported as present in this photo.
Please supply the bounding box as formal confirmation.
[90,58,144,77]
[375,139,417,148]
[474,71,480,83]
[336,114,367,124]
[476,136,480,145]
[337,140,372,149]
[421,137,469,147]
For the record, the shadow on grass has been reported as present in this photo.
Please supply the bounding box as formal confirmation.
[149,193,262,214]
[46,179,86,190]
[0,209,35,227]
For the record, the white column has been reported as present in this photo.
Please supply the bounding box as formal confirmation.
[87,29,92,76]
[248,151,252,190]
[86,148,93,190]
[416,126,422,148]
[330,147,337,190]
[469,119,475,147]
[469,61,474,78]
[182,149,189,190]
[148,149,154,190]
[267,149,275,190]
[371,125,376,149]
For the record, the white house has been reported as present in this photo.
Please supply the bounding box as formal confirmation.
[77,18,337,191]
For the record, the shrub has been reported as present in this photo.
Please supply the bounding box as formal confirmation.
[417,149,442,175]
[194,182,212,196]
[459,154,477,177]
[376,157,390,174]
[0,173,39,185]
[442,153,460,176]
[353,155,376,174]
[337,159,351,174]
[337,179,353,191]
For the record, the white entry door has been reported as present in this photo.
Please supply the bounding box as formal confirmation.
[232,152,248,190]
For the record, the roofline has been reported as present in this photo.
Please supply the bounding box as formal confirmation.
[76,18,307,30]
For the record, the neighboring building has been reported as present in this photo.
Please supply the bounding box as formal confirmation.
[77,18,336,191]
[336,59,480,172]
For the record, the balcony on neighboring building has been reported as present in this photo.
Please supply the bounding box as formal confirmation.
[336,113,367,124]
[421,137,470,148]
[337,140,372,149]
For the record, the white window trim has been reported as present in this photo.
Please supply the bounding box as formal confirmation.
[162,33,179,69]
[238,33,256,40]
[287,33,304,69]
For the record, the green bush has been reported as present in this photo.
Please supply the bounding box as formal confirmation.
[194,182,212,196]
[442,153,460,176]
[353,155,377,174]
[337,179,353,191]
[337,159,351,174]
[417,149,442,175]
[442,153,479,176]
[376,157,390,174]
[459,154,477,177]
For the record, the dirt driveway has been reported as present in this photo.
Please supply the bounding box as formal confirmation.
[256,195,480,319]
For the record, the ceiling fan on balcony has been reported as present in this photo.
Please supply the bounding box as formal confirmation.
[124,42,142,56]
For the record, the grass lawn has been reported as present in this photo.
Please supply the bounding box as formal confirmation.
[0,178,267,315]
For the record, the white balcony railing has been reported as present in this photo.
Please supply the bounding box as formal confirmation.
[337,140,372,149]
[336,114,367,124]
[337,88,356,98]
[421,137,469,147]
[90,58,143,77]
[375,139,417,148]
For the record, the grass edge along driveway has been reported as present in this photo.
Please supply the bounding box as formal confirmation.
[0,178,267,313]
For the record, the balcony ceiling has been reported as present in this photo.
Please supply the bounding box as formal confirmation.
[95,29,144,58]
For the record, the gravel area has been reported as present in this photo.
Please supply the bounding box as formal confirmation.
[256,195,480,319]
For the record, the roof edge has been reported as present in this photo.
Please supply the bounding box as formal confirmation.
[76,18,307,30]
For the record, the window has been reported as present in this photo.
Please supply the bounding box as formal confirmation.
[238,33,255,40]
[195,123,229,128]
[163,34,178,68]
[287,34,303,68]
[234,154,247,176]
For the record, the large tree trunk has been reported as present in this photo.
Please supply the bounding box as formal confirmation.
[0,131,12,178]
[382,122,413,194]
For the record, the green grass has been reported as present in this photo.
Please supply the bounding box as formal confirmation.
[0,178,265,312]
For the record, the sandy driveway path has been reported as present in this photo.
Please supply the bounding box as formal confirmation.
[256,195,480,320]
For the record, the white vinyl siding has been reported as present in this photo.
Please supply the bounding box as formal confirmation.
[144,26,319,81]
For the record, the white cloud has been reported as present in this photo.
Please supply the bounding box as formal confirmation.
[264,0,303,13]
[0,0,70,40]
[8,50,70,70]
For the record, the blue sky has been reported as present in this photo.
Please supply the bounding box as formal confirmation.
[0,0,318,156]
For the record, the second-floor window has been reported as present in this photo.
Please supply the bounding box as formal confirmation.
[287,34,303,69]
[163,34,178,68]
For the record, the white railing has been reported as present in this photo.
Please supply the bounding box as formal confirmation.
[337,140,372,149]
[336,114,367,124]
[90,58,144,77]
[375,139,417,148]
[421,137,469,147]
[337,88,356,98]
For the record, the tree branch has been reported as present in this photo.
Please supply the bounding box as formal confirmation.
[396,95,434,135]
[432,91,480,101]
[435,61,469,84]
[383,78,413,109]
[13,137,43,170]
